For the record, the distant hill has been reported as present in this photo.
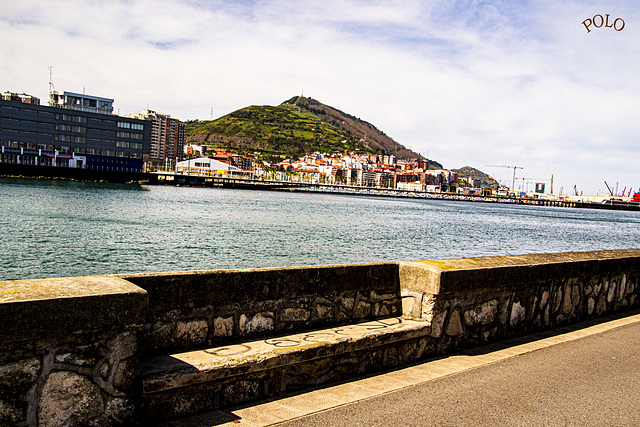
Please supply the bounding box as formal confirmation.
[453,166,499,188]
[185,96,441,167]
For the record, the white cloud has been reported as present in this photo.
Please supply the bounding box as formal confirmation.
[0,0,638,195]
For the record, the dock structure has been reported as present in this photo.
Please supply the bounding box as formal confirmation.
[150,171,640,211]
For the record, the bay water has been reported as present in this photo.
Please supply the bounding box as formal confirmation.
[1,177,639,281]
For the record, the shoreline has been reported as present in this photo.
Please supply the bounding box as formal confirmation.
[2,163,639,212]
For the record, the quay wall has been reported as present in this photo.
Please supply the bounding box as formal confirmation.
[1,249,639,426]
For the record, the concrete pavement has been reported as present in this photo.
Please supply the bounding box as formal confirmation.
[163,310,640,427]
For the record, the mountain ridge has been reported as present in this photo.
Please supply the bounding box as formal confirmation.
[185,96,443,168]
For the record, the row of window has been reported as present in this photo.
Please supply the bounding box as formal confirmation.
[4,114,146,136]
[0,141,143,160]
[117,121,144,131]
[1,117,54,127]
[3,138,144,151]
[116,131,144,140]
[56,114,87,124]
[55,135,86,144]
[78,148,143,159]
[55,124,87,133]
[115,141,144,149]
[1,105,54,117]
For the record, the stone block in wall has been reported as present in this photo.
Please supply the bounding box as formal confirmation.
[176,319,209,346]
[0,399,21,425]
[510,301,526,326]
[38,371,105,427]
[314,303,334,320]
[445,309,463,337]
[0,358,40,395]
[354,300,372,318]
[429,310,447,338]
[214,316,234,337]
[464,299,498,326]
[239,312,275,335]
[373,299,398,317]
[401,289,423,319]
[280,308,311,323]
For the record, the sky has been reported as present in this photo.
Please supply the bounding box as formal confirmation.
[1,0,638,196]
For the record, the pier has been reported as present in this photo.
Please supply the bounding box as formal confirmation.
[151,171,640,211]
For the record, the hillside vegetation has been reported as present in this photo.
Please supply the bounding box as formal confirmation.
[186,96,442,167]
[453,166,499,188]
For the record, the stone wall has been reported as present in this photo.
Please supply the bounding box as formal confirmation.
[0,276,147,427]
[1,249,639,425]
[399,250,640,353]
[120,263,401,355]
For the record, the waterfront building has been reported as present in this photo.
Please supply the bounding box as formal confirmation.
[0,91,151,172]
[209,151,253,171]
[176,157,238,175]
[126,109,185,169]
[185,144,207,157]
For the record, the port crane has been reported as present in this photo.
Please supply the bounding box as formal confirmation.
[485,165,523,190]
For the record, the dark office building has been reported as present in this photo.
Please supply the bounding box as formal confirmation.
[0,91,151,172]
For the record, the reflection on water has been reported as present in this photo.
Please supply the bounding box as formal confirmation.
[1,177,639,280]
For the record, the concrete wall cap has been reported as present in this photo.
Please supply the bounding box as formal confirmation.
[0,276,148,341]
[0,275,146,303]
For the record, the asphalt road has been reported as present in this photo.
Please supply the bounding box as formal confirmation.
[279,321,640,427]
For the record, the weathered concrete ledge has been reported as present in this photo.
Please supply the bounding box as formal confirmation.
[0,249,638,426]
[140,317,430,420]
[0,275,147,342]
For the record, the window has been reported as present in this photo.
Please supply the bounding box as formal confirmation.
[55,114,86,123]
[131,143,143,150]
[131,123,144,130]
[116,141,130,148]
[117,122,131,129]
[116,131,130,138]
[130,133,143,140]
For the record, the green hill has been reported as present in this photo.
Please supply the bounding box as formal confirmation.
[453,166,499,188]
[186,96,441,166]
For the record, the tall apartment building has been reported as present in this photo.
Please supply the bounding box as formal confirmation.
[126,110,185,168]
[0,91,151,172]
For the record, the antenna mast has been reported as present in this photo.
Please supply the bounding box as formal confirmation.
[48,66,57,107]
